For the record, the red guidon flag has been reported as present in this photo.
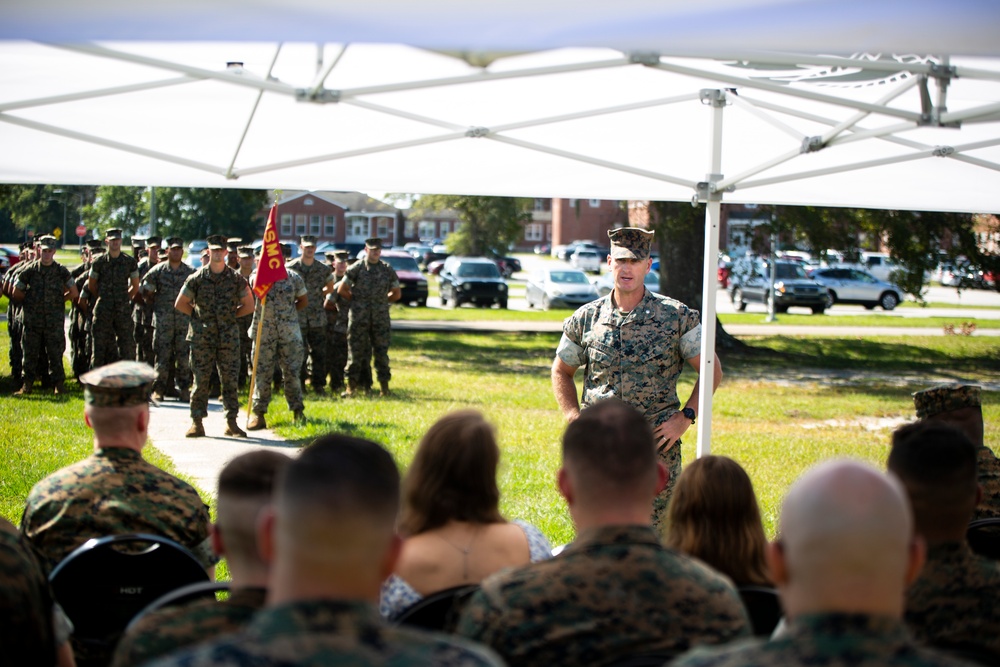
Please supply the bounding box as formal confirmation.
[252,203,288,299]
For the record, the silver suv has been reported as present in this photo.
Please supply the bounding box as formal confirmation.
[808,267,902,311]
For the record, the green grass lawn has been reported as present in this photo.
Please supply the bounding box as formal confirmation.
[1,327,997,548]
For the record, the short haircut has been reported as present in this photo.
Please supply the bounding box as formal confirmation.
[888,420,979,526]
[400,410,504,536]
[562,399,656,492]
[216,451,290,561]
[276,434,400,529]
[666,456,771,586]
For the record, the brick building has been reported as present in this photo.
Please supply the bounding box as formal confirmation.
[273,191,399,246]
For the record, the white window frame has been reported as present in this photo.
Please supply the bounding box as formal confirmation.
[589,199,601,208]
[295,214,307,235]
[324,216,336,237]
[281,214,293,237]
[310,215,321,235]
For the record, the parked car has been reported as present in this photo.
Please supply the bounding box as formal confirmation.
[404,243,433,261]
[533,243,551,255]
[426,259,446,276]
[491,255,522,278]
[730,260,828,314]
[525,268,599,310]
[379,249,428,307]
[808,267,903,310]
[0,246,20,273]
[592,269,661,297]
[420,246,450,270]
[438,257,508,308]
[569,248,602,274]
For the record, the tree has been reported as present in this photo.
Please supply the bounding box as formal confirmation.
[646,201,747,351]
[407,194,531,256]
[84,186,147,234]
[0,184,95,243]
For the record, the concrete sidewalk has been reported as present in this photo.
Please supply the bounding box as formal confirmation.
[148,398,298,498]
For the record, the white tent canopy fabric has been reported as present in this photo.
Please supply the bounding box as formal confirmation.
[2,1,1000,452]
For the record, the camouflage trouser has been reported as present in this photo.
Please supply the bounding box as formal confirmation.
[7,305,22,381]
[237,314,252,387]
[189,326,240,420]
[91,300,134,368]
[69,309,92,378]
[651,441,682,540]
[134,320,154,364]
[22,323,65,385]
[251,322,304,414]
[153,322,191,395]
[299,325,327,389]
[347,306,391,386]
[326,329,348,390]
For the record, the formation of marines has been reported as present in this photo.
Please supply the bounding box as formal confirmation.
[3,231,400,433]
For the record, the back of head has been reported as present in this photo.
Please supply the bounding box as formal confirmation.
[216,451,290,568]
[913,384,984,447]
[275,435,400,565]
[400,410,503,536]
[888,421,978,542]
[666,456,770,586]
[562,399,657,506]
[779,460,914,614]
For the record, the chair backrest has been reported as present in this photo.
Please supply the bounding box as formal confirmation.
[967,518,1000,560]
[49,533,209,667]
[391,584,479,632]
[931,640,999,667]
[126,580,231,633]
[737,585,783,637]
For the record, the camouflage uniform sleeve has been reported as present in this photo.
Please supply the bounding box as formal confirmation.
[128,255,140,280]
[678,303,703,360]
[292,272,308,299]
[60,265,74,291]
[343,261,360,288]
[454,587,503,649]
[386,263,401,291]
[180,270,201,301]
[556,311,587,368]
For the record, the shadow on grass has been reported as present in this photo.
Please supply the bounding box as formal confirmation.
[395,331,561,375]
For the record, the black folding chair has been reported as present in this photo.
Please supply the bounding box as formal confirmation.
[390,584,479,632]
[126,580,231,632]
[49,533,210,667]
[737,585,783,637]
[966,518,1000,560]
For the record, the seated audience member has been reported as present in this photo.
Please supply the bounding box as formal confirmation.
[888,420,1000,663]
[456,399,749,667]
[0,517,75,667]
[381,409,551,617]
[913,384,999,524]
[146,434,503,667]
[673,460,968,667]
[20,361,216,575]
[666,455,771,587]
[112,451,290,667]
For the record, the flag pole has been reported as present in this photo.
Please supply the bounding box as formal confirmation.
[245,296,268,424]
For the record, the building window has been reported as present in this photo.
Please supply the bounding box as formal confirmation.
[295,215,307,235]
[440,221,450,236]
[347,216,368,240]
[589,199,600,208]
[453,221,464,233]
[310,215,321,235]
[418,221,436,239]
[304,198,314,206]
[525,223,543,242]
[404,219,416,238]
[324,216,336,237]
[376,217,390,238]
[281,214,293,236]
[534,198,546,212]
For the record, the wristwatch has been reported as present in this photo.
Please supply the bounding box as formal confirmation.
[682,407,696,424]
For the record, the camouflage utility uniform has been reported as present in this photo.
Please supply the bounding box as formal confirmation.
[250,271,307,416]
[287,257,333,390]
[180,266,249,421]
[69,260,94,377]
[343,259,400,390]
[112,587,267,667]
[325,277,350,391]
[0,520,56,666]
[904,541,1000,662]
[672,613,972,667]
[20,447,215,575]
[4,257,30,384]
[15,260,73,389]
[456,524,749,667]
[133,254,158,363]
[144,599,503,667]
[90,251,139,367]
[141,260,195,397]
[557,290,702,527]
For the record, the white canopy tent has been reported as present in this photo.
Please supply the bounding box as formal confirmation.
[3,0,1000,452]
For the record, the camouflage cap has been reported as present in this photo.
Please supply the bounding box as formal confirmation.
[37,235,58,250]
[237,246,254,258]
[333,249,351,261]
[608,227,654,260]
[913,384,982,419]
[300,235,318,247]
[80,361,157,407]
[226,237,243,251]
[86,239,104,250]
[280,242,293,258]
[104,228,124,240]
[157,248,168,259]
[91,247,107,256]
[206,234,228,249]
[364,237,383,249]
[145,236,162,247]
[166,237,184,248]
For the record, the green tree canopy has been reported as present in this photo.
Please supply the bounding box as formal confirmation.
[406,194,531,256]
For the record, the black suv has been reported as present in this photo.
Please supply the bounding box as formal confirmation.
[730,260,827,314]
[439,257,508,309]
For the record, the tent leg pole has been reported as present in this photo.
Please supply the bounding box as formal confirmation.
[696,89,725,458]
